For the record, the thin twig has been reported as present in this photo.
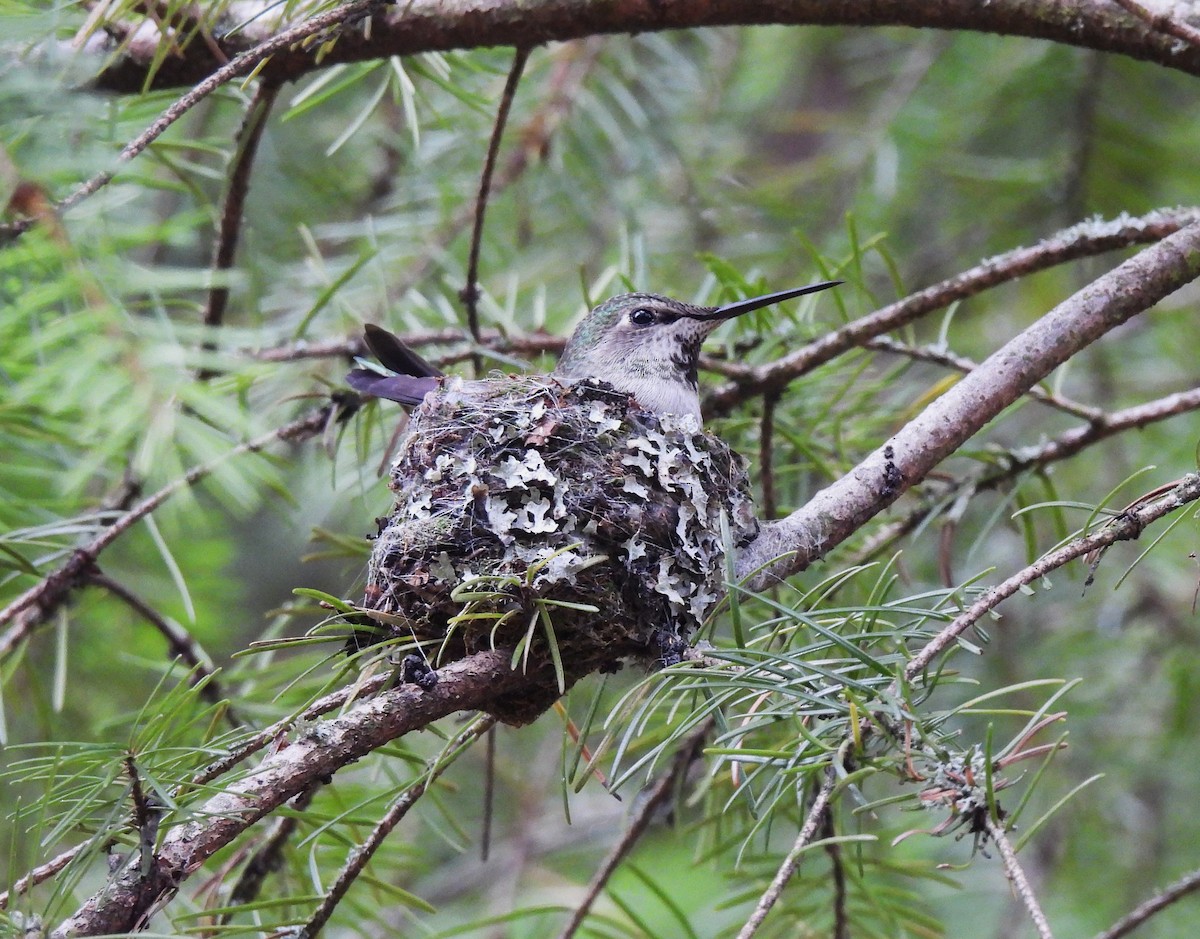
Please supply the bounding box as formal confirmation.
[380,40,601,308]
[203,80,281,329]
[735,763,840,939]
[2,0,384,240]
[759,390,779,519]
[1094,865,1200,939]
[461,46,531,372]
[481,725,496,862]
[252,328,564,364]
[866,336,1103,421]
[1112,0,1200,50]
[1007,386,1200,469]
[0,844,86,911]
[904,474,1200,680]
[301,716,495,937]
[221,785,321,921]
[821,808,849,939]
[0,403,337,651]
[986,815,1055,939]
[86,572,240,726]
[706,208,1200,417]
[554,719,711,939]
[850,386,1200,568]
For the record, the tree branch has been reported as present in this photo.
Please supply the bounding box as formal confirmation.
[1094,864,1200,939]
[0,404,338,655]
[904,473,1200,679]
[81,0,1200,98]
[461,46,530,369]
[202,80,281,330]
[735,221,1200,586]
[221,784,321,921]
[49,647,538,938]
[706,207,1200,417]
[986,815,1055,939]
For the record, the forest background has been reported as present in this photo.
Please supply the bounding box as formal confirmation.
[3,2,1200,938]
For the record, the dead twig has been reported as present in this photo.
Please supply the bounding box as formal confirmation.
[461,46,531,372]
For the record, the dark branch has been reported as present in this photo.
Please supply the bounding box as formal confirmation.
[203,81,280,330]
[86,572,240,725]
[82,0,1200,97]
[554,720,710,939]
[461,46,531,371]
[301,716,495,937]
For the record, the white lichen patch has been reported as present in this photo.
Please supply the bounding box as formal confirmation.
[587,399,622,433]
[514,495,558,534]
[621,475,650,500]
[362,376,759,711]
[496,449,557,489]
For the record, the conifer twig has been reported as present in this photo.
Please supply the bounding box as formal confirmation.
[1093,865,1200,939]
[554,719,711,939]
[461,46,531,372]
[904,473,1200,679]
[69,0,1200,103]
[301,716,496,937]
[986,815,1054,939]
[0,403,337,652]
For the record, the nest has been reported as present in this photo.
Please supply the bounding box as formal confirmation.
[360,375,758,724]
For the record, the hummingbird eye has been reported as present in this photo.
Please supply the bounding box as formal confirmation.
[629,308,657,327]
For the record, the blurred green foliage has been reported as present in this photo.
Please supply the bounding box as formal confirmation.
[2,4,1200,938]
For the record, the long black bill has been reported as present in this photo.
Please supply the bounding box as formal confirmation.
[700,280,842,321]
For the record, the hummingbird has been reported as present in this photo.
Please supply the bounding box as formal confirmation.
[347,281,840,422]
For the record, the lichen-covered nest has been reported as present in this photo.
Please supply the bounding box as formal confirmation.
[360,375,757,723]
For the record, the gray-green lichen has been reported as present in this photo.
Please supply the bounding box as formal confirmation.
[361,376,757,722]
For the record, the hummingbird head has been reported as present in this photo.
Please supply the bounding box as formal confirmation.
[553,281,840,418]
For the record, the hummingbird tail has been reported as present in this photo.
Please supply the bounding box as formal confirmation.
[363,323,444,378]
[347,369,441,407]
